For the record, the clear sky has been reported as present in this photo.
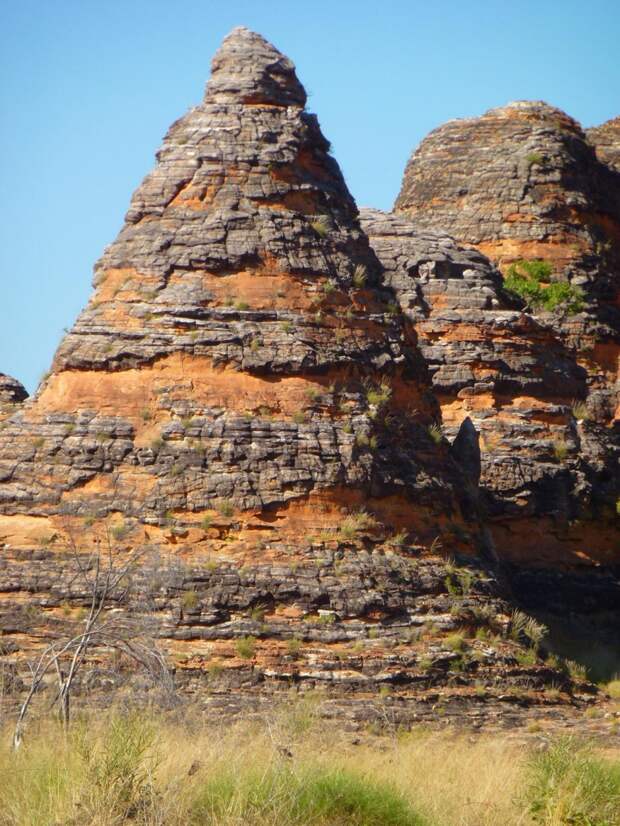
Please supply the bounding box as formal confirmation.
[1,0,619,393]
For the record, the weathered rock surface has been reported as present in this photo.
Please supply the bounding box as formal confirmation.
[361,208,619,569]
[0,38,615,728]
[0,373,27,406]
[587,116,620,173]
[395,101,620,343]
[391,100,619,578]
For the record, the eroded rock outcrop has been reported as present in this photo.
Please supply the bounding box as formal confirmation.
[387,100,619,632]
[587,116,620,173]
[0,373,27,407]
[362,209,619,569]
[0,36,612,726]
[0,28,539,721]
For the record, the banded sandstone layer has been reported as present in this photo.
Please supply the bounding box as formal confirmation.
[0,31,617,729]
[392,101,619,620]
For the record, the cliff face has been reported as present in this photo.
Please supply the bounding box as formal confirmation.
[391,100,619,581]
[361,209,618,571]
[0,35,616,725]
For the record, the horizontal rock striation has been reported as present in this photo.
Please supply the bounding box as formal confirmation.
[361,208,619,568]
[395,101,620,353]
[587,116,620,173]
[0,373,27,406]
[0,36,614,727]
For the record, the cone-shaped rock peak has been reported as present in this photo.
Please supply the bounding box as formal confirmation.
[206,27,307,106]
[1,28,460,544]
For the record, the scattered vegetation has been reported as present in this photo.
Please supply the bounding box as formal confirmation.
[352,264,367,288]
[235,635,257,660]
[387,529,409,548]
[217,500,234,518]
[286,638,303,657]
[181,590,200,611]
[571,399,590,421]
[110,521,130,541]
[427,423,443,444]
[504,259,584,314]
[444,632,466,652]
[3,714,616,826]
[339,510,378,540]
[525,738,620,826]
[310,215,331,237]
[552,439,569,462]
[602,677,620,699]
[366,381,392,408]
[509,610,548,650]
[526,151,545,166]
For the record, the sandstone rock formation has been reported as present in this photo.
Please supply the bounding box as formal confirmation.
[0,373,27,407]
[361,209,619,574]
[0,34,613,726]
[588,116,620,172]
[392,101,619,579]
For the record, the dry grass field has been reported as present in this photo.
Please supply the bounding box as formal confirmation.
[0,699,619,826]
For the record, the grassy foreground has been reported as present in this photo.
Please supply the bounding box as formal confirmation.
[0,706,619,826]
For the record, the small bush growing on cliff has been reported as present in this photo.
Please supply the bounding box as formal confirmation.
[509,610,548,649]
[286,637,302,657]
[217,500,234,517]
[603,677,620,699]
[526,151,545,166]
[427,423,443,444]
[571,399,590,421]
[504,259,584,314]
[310,214,331,237]
[340,510,378,540]
[182,590,200,611]
[366,381,392,408]
[552,439,569,462]
[444,632,466,652]
[352,264,367,288]
[235,635,256,660]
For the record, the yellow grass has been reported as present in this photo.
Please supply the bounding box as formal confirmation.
[0,702,618,825]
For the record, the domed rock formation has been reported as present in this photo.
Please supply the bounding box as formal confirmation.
[395,101,620,347]
[1,27,461,535]
[0,373,27,407]
[387,102,619,636]
[2,35,614,727]
[587,116,620,173]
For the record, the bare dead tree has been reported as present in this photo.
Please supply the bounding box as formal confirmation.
[13,524,171,750]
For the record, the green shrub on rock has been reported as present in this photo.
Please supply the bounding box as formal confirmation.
[504,259,584,314]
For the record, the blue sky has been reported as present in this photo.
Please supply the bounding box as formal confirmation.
[2,0,619,393]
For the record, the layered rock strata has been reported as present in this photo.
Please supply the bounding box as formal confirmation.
[0,35,613,726]
[361,209,619,570]
[0,28,544,720]
[0,373,27,406]
[587,116,620,173]
[387,101,619,644]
